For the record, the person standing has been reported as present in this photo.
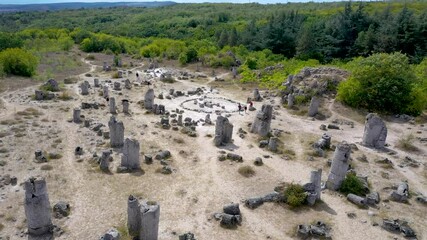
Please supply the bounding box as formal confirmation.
[238,103,242,115]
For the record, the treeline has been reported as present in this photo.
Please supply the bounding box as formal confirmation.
[0,2,426,62]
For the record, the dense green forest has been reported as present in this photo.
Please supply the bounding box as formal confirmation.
[0,1,426,114]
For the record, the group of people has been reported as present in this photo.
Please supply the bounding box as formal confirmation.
[237,101,253,115]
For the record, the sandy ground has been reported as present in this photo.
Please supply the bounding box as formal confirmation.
[0,56,426,240]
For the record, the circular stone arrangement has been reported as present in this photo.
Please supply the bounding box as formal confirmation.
[180,97,241,114]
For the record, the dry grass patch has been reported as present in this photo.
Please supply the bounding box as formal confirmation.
[397,134,419,152]
[238,165,255,177]
[58,91,72,101]
[41,164,53,171]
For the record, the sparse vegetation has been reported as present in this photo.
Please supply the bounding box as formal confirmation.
[238,165,255,177]
[339,173,368,196]
[41,164,53,171]
[284,183,306,207]
[58,91,72,101]
[397,134,419,152]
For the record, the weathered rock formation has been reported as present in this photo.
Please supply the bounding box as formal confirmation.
[250,104,273,136]
[362,113,387,148]
[108,116,124,148]
[326,142,351,190]
[24,177,53,236]
[144,89,155,110]
[214,116,233,147]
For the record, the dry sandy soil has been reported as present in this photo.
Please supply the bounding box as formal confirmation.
[0,54,426,240]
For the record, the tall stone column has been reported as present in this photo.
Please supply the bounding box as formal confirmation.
[103,85,109,98]
[214,116,233,147]
[109,97,116,114]
[326,142,351,190]
[140,202,160,240]
[73,108,81,123]
[310,169,322,200]
[362,113,387,148]
[122,99,130,114]
[121,138,140,170]
[81,81,89,95]
[127,195,141,236]
[108,116,124,148]
[250,104,273,137]
[144,89,155,110]
[308,96,320,117]
[24,177,53,236]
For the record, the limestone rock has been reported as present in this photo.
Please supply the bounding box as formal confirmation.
[250,104,273,137]
[214,116,233,147]
[362,113,387,148]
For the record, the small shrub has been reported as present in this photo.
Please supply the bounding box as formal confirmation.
[339,173,367,196]
[41,164,53,171]
[0,222,4,231]
[238,165,255,177]
[58,91,72,101]
[294,95,309,105]
[64,78,78,84]
[173,138,185,144]
[397,134,419,152]
[112,71,120,79]
[284,183,306,207]
[85,54,95,60]
[48,152,63,159]
[0,148,9,153]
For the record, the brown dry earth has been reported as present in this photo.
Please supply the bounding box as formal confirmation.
[0,56,426,240]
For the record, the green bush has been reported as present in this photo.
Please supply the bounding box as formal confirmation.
[284,183,306,207]
[339,173,367,196]
[337,53,421,115]
[0,48,38,77]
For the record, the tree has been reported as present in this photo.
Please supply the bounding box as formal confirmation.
[0,48,38,77]
[218,30,229,48]
[0,32,23,51]
[337,52,420,115]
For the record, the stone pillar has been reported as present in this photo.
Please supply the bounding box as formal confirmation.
[125,79,132,90]
[103,62,107,71]
[109,97,116,114]
[81,81,89,95]
[250,104,273,137]
[103,85,109,99]
[108,116,124,148]
[287,94,294,108]
[321,133,331,149]
[127,195,141,236]
[145,89,154,110]
[114,82,121,91]
[310,169,322,200]
[94,78,100,87]
[308,96,320,117]
[177,115,183,126]
[73,108,81,123]
[140,202,160,240]
[214,116,233,147]
[268,137,278,152]
[24,177,53,236]
[121,138,140,170]
[232,67,237,79]
[122,99,130,114]
[205,114,212,124]
[100,151,112,172]
[362,113,387,149]
[326,142,351,190]
[253,88,262,101]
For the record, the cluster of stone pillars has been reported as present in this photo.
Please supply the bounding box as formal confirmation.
[128,195,160,240]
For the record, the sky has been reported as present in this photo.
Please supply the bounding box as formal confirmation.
[0,0,344,4]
